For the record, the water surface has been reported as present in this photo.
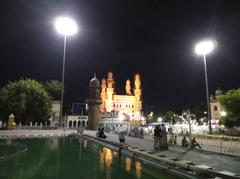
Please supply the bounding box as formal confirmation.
[0,137,184,179]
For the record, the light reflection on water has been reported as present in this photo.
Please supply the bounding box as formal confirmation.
[0,137,183,179]
[125,157,132,173]
[136,161,142,179]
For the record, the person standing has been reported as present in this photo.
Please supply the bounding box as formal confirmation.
[161,124,168,150]
[154,125,160,150]
[158,125,163,149]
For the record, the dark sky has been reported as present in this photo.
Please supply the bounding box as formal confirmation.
[1,0,240,115]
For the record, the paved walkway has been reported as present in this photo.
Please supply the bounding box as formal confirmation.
[84,130,240,175]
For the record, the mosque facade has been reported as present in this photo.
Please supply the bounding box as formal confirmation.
[99,72,142,122]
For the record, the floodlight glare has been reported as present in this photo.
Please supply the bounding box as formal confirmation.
[195,40,214,55]
[221,111,227,117]
[55,17,78,36]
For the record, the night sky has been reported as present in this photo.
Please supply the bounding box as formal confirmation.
[1,0,240,115]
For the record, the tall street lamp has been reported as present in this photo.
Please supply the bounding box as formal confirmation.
[55,16,78,127]
[195,40,215,134]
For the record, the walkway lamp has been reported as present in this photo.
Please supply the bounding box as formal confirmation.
[55,16,78,127]
[195,40,215,134]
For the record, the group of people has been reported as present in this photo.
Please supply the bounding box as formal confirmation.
[182,135,201,149]
[154,124,168,150]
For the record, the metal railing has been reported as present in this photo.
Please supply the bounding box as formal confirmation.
[174,135,240,156]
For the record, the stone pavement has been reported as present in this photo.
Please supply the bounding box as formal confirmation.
[84,130,240,175]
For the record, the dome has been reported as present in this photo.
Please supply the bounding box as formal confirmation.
[215,87,223,96]
[89,74,100,87]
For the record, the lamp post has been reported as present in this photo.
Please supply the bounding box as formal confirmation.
[195,40,215,134]
[55,16,78,127]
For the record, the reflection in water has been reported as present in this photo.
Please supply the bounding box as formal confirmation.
[6,139,12,144]
[78,138,83,160]
[99,149,105,171]
[49,138,58,150]
[104,147,113,167]
[136,161,142,179]
[99,147,113,179]
[83,139,88,148]
[125,157,131,173]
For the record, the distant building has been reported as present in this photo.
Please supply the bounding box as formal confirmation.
[67,115,88,128]
[210,88,225,119]
[99,72,142,123]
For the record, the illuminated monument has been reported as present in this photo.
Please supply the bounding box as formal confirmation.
[86,74,102,130]
[210,87,225,119]
[99,72,142,123]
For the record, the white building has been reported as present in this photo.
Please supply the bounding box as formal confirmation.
[67,115,88,128]
[210,88,225,119]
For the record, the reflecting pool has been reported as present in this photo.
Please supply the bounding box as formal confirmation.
[0,137,184,179]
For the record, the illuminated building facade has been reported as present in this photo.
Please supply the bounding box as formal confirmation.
[100,72,142,122]
[210,87,225,119]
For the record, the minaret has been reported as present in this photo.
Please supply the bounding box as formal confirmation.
[134,73,141,101]
[106,72,114,112]
[125,79,132,95]
[134,73,142,121]
[100,78,107,113]
[86,74,102,130]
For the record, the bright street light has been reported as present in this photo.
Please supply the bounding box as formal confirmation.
[221,111,227,117]
[55,16,78,127]
[55,17,78,36]
[158,117,162,122]
[195,39,215,134]
[195,40,214,55]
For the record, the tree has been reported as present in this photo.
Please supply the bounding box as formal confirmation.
[146,111,157,122]
[44,80,62,100]
[220,89,240,127]
[0,79,52,124]
[163,111,179,124]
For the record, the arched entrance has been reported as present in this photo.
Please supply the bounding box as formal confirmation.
[69,121,72,128]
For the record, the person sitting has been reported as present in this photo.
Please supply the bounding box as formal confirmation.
[99,128,107,139]
[119,131,125,144]
[182,135,189,147]
[191,137,201,149]
[96,128,101,137]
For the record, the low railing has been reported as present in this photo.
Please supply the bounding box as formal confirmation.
[173,135,240,156]
[144,134,240,156]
